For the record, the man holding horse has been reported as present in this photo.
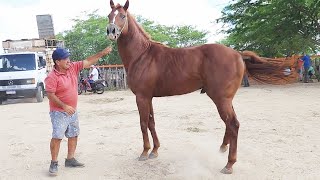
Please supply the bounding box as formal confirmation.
[45,47,112,176]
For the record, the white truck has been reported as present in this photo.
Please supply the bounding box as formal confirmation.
[0,39,63,104]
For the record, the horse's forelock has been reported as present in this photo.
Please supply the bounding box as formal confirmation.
[115,4,122,9]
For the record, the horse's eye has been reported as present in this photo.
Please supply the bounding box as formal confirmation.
[121,14,126,19]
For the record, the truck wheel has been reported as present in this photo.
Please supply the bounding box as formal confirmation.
[0,97,5,105]
[36,86,44,102]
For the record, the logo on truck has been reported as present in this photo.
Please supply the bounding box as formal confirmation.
[8,80,14,86]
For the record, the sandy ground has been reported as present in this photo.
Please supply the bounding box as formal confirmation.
[0,83,320,180]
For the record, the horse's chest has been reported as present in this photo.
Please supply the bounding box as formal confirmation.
[126,74,138,88]
[126,72,151,94]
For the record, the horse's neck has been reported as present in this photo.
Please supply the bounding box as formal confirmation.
[118,14,150,70]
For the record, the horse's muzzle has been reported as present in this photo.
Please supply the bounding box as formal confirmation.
[106,23,121,41]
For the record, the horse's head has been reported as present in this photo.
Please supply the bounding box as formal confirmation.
[106,0,129,41]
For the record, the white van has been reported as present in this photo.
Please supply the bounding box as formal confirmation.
[0,52,47,104]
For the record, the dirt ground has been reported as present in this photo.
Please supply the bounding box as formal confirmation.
[0,83,320,180]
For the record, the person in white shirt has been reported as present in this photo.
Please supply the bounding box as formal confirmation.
[90,65,99,81]
[87,65,99,90]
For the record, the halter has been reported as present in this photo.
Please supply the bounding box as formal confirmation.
[109,13,128,39]
[119,13,128,36]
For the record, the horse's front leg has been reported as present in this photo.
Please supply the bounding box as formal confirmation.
[148,101,160,159]
[136,95,151,161]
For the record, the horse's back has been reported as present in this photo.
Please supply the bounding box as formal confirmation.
[199,43,242,61]
[195,43,244,75]
[148,42,244,83]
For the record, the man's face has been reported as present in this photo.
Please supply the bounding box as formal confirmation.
[56,57,70,70]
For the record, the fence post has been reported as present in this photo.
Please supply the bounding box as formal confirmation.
[123,68,127,89]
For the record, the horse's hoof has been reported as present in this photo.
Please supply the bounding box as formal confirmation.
[220,145,228,153]
[138,155,148,161]
[148,152,158,159]
[220,167,233,174]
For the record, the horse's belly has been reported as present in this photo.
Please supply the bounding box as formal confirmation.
[153,79,202,97]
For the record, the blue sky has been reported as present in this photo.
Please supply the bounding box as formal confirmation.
[0,0,231,52]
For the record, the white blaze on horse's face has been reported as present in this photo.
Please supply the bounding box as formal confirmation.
[110,10,118,24]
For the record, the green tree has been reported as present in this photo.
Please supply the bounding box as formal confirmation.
[137,16,208,47]
[56,11,120,64]
[218,0,320,57]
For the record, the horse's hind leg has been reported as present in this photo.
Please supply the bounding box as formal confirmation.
[219,105,236,153]
[206,94,239,174]
[215,99,240,174]
[148,101,160,159]
[220,126,230,153]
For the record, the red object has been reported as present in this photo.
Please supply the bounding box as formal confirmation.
[45,61,83,111]
[297,59,304,69]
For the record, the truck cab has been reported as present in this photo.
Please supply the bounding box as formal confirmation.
[0,52,47,104]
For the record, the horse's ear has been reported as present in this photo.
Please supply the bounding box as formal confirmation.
[123,0,129,11]
[110,0,115,9]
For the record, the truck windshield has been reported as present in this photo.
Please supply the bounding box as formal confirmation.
[0,54,36,72]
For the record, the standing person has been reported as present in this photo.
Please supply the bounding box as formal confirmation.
[297,58,304,81]
[301,53,311,83]
[242,72,250,87]
[45,47,112,175]
[308,66,315,80]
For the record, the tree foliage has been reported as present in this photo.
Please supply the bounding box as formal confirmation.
[57,11,208,64]
[137,16,208,48]
[218,0,320,57]
[56,11,118,65]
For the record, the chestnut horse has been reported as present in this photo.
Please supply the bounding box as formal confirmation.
[106,0,297,174]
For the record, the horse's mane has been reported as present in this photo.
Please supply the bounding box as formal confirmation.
[127,12,151,40]
[114,3,151,40]
[113,4,172,47]
[126,11,169,47]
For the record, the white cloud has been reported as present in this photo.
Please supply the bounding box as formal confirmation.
[0,0,229,53]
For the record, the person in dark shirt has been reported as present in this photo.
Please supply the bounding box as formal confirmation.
[301,53,311,83]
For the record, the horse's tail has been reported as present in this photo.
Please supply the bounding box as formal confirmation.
[240,51,299,85]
